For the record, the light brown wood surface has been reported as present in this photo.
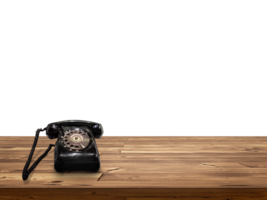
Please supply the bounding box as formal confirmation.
[0,136,266,199]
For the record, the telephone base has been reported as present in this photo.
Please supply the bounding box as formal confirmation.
[54,126,101,173]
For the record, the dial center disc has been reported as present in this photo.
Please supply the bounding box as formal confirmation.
[70,134,83,143]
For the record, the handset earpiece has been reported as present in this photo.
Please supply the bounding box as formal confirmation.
[46,123,60,139]
[91,124,104,139]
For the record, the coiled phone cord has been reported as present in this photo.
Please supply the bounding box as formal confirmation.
[22,128,55,180]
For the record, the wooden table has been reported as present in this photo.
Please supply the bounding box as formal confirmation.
[0,136,267,199]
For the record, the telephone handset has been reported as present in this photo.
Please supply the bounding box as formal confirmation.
[22,120,104,180]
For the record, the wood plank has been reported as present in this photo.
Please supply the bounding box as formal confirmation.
[100,173,267,181]
[0,180,267,188]
[0,172,102,181]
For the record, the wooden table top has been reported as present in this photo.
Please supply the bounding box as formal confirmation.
[0,136,267,189]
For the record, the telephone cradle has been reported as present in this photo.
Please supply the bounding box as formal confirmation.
[22,120,104,180]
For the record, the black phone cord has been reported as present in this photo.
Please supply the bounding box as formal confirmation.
[22,128,55,180]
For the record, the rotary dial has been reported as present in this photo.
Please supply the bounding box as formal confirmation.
[62,129,90,151]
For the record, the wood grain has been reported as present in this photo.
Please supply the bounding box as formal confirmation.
[0,136,266,199]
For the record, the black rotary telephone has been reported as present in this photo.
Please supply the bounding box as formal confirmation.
[22,120,104,180]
